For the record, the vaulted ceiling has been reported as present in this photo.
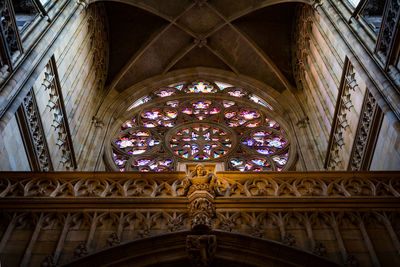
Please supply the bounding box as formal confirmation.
[102,0,303,93]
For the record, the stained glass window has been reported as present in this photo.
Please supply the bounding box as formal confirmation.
[112,80,290,172]
[127,80,273,111]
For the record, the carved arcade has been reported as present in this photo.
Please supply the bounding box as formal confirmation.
[348,90,381,170]
[19,89,53,171]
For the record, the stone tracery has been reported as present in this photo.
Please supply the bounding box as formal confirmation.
[109,80,291,172]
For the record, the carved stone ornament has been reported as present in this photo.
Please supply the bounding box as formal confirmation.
[183,164,226,197]
[188,196,215,231]
[0,0,22,64]
[1,172,400,198]
[106,232,120,247]
[41,255,55,267]
[74,242,88,258]
[22,89,53,171]
[348,90,379,170]
[186,235,217,267]
[327,61,358,170]
[312,242,327,257]
[282,232,296,246]
[376,0,400,59]
[345,254,359,267]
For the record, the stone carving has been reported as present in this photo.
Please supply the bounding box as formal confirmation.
[74,242,88,258]
[41,255,55,267]
[185,165,218,230]
[184,164,220,196]
[1,173,400,198]
[1,210,398,266]
[349,90,379,170]
[312,242,327,256]
[166,213,186,232]
[186,235,217,266]
[106,232,120,247]
[21,89,53,171]
[376,0,400,60]
[194,0,208,7]
[42,60,76,170]
[250,225,264,238]
[188,197,215,230]
[216,213,237,232]
[327,62,358,170]
[180,164,230,198]
[194,38,207,48]
[292,5,313,91]
[87,4,108,87]
[345,254,358,267]
[0,0,22,68]
[282,232,296,246]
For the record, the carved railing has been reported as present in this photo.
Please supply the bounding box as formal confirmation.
[0,171,399,198]
[1,171,400,267]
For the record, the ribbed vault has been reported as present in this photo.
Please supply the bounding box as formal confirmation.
[89,0,310,94]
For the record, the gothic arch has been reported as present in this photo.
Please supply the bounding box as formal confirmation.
[63,230,339,267]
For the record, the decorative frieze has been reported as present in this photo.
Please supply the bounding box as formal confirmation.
[18,89,53,171]
[42,58,77,170]
[348,90,381,170]
[1,172,400,198]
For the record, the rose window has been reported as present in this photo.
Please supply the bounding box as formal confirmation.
[168,123,234,161]
[109,80,292,172]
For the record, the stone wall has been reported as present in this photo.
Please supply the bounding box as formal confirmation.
[0,115,30,170]
[0,2,108,171]
[370,115,400,170]
[293,3,400,171]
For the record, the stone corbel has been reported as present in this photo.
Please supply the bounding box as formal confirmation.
[188,192,215,231]
[92,116,104,128]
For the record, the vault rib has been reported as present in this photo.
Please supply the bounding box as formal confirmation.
[162,43,197,74]
[226,0,310,22]
[205,45,240,75]
[108,1,196,90]
[206,2,294,91]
